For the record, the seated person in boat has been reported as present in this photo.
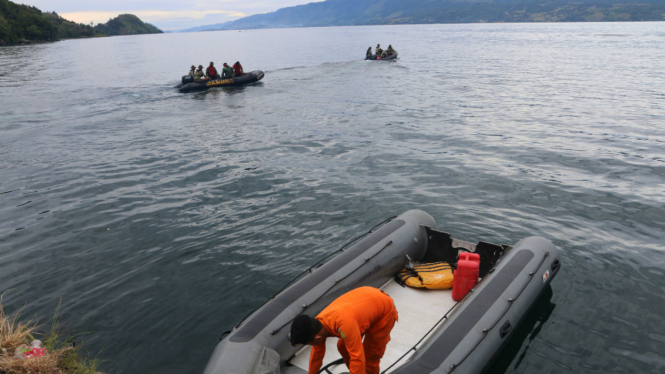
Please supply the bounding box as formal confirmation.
[188,65,196,76]
[366,47,373,59]
[375,44,383,57]
[194,65,206,81]
[206,62,220,79]
[221,63,234,79]
[289,286,398,374]
[384,45,395,56]
[233,61,244,77]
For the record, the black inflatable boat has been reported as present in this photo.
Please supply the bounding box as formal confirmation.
[201,210,561,374]
[366,52,398,61]
[176,70,264,93]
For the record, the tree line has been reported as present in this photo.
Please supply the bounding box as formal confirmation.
[0,0,162,46]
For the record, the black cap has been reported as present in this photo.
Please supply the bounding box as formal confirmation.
[289,315,320,346]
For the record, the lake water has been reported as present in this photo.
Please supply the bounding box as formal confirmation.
[1,22,664,374]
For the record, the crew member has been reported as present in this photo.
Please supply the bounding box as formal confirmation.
[366,47,373,59]
[206,62,219,79]
[289,287,398,374]
[384,45,395,57]
[188,65,196,76]
[233,61,244,77]
[375,44,383,57]
[222,63,234,79]
[194,65,205,81]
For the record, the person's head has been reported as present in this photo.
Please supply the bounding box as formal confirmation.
[377,44,380,47]
[198,65,203,70]
[223,63,228,67]
[209,62,214,66]
[235,61,240,65]
[191,65,195,70]
[289,315,324,347]
[388,44,392,48]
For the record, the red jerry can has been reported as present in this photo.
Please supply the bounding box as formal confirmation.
[452,252,480,301]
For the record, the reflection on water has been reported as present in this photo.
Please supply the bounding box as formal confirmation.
[0,22,664,374]
[487,286,556,374]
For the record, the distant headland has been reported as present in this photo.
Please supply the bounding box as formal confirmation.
[181,0,665,32]
[0,0,162,46]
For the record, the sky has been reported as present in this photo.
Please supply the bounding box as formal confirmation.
[16,0,323,31]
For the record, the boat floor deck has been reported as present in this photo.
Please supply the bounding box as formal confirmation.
[289,279,458,374]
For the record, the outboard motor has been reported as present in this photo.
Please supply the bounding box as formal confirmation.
[182,75,194,84]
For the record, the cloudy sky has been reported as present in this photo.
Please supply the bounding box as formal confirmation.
[16,0,322,31]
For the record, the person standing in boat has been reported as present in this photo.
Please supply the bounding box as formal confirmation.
[233,61,244,77]
[221,63,234,79]
[289,286,398,374]
[206,62,219,79]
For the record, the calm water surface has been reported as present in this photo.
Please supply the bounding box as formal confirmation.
[1,22,664,374]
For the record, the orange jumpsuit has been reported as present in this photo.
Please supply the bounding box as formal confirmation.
[308,287,398,374]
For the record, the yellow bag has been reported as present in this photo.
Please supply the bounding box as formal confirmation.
[396,262,454,290]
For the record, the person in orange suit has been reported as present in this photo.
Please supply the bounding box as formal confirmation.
[289,286,398,374]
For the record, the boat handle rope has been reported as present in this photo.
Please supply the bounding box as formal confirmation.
[447,251,550,373]
[218,330,231,341]
[317,358,346,374]
[231,216,397,331]
[271,240,394,335]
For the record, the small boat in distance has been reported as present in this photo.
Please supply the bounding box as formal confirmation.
[366,51,398,61]
[201,209,561,374]
[175,70,265,93]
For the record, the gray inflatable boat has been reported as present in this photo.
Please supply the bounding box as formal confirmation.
[202,210,561,374]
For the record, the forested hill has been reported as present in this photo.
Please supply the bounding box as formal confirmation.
[95,14,162,36]
[0,0,162,46]
[188,0,665,31]
[0,0,102,45]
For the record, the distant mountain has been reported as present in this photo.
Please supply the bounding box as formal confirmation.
[95,14,162,36]
[183,0,665,31]
[0,0,102,45]
[181,23,231,33]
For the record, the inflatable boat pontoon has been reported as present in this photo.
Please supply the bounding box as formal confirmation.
[176,70,264,93]
[202,210,560,374]
[366,52,398,61]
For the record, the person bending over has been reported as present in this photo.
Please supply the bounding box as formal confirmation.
[289,286,398,374]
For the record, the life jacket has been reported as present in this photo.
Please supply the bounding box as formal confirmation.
[233,63,243,75]
[207,66,217,76]
[396,262,454,289]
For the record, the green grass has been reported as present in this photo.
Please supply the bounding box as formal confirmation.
[0,295,104,374]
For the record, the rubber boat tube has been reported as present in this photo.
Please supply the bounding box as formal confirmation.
[201,210,560,374]
[366,52,398,61]
[178,70,264,93]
